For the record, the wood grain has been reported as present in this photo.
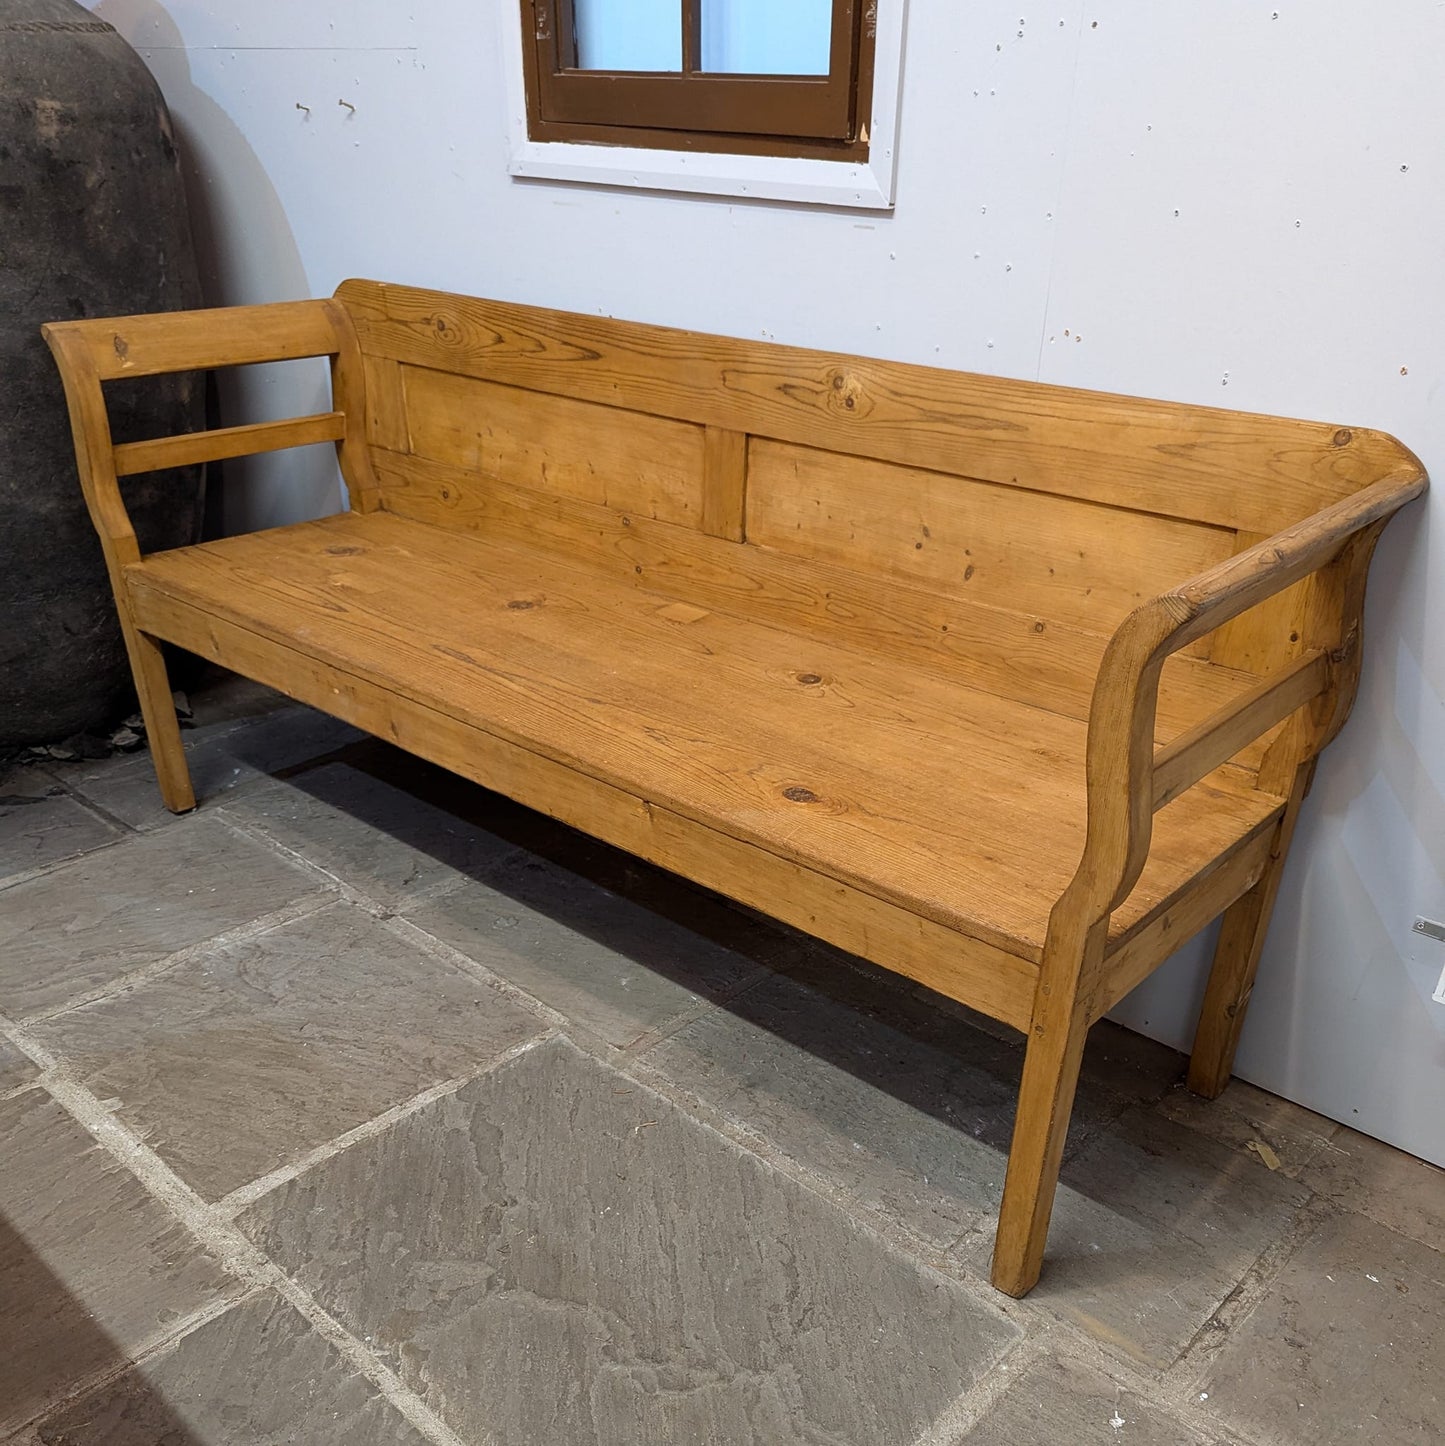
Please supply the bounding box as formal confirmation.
[1152,650,1328,810]
[1094,828,1274,1020]
[125,511,1282,960]
[360,356,409,453]
[746,439,1235,635]
[703,426,748,541]
[46,299,339,382]
[400,364,706,528]
[124,586,1040,1028]
[340,278,1422,535]
[369,450,1266,749]
[112,413,345,478]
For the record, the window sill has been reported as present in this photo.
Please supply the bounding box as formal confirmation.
[508,139,896,209]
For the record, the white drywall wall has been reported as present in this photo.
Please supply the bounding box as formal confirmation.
[88,0,1445,1166]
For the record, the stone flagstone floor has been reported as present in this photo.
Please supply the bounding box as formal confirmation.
[0,678,1441,1445]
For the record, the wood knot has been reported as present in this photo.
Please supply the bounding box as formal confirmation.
[326,545,363,556]
[796,672,822,686]
[506,599,536,610]
[783,785,819,804]
[826,371,867,417]
[1332,428,1353,447]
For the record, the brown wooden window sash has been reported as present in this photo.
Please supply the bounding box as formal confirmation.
[523,0,874,160]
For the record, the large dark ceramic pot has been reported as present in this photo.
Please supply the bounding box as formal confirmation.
[1,0,204,748]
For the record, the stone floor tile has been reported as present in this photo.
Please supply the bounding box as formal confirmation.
[0,1036,40,1093]
[0,816,323,1020]
[62,705,363,830]
[31,900,548,1200]
[640,949,1165,1254]
[641,953,1023,1251]
[976,1107,1311,1369]
[1299,1127,1445,1252]
[960,1349,1210,1444]
[407,849,776,1049]
[1201,1212,1444,1445]
[29,1291,429,1446]
[0,1091,236,1436]
[1153,1077,1338,1178]
[0,765,123,883]
[222,762,523,911]
[239,1037,1017,1446]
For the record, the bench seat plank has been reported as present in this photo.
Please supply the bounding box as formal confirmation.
[128,510,1284,962]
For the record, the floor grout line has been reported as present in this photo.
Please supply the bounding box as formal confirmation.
[0,1284,268,1440]
[15,891,339,1028]
[51,774,149,838]
[380,910,585,1034]
[1158,1191,1333,1405]
[0,835,131,897]
[0,1013,480,1446]
[215,1031,556,1217]
[611,1041,999,1289]
[908,1330,1048,1446]
[616,959,777,1057]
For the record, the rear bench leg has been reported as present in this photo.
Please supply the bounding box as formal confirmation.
[122,624,196,814]
[1187,769,1309,1100]
[991,922,1102,1297]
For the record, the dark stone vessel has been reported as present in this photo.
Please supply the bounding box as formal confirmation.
[1,0,203,747]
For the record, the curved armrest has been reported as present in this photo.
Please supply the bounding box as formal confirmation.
[41,297,377,583]
[1061,467,1427,928]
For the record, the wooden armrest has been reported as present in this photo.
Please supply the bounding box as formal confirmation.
[42,296,378,578]
[42,299,342,382]
[1063,466,1427,925]
[1150,473,1425,654]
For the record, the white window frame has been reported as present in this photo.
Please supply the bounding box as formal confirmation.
[498,0,908,210]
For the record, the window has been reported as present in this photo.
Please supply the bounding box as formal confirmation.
[503,0,906,208]
[523,0,873,160]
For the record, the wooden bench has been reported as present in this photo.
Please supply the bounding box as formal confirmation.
[44,281,1426,1297]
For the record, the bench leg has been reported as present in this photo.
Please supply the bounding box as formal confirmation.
[123,624,196,814]
[1187,771,1308,1100]
[991,923,1102,1298]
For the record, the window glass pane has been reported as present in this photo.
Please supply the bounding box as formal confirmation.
[700,0,834,75]
[573,0,682,71]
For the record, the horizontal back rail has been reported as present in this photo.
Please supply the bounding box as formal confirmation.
[339,278,1423,537]
[113,412,347,477]
[1151,649,1329,810]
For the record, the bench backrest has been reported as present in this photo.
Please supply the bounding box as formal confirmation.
[337,279,1420,723]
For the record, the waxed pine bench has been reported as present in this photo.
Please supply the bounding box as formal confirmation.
[44,281,1426,1297]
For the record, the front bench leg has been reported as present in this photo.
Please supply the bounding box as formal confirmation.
[122,621,195,814]
[991,917,1105,1297]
